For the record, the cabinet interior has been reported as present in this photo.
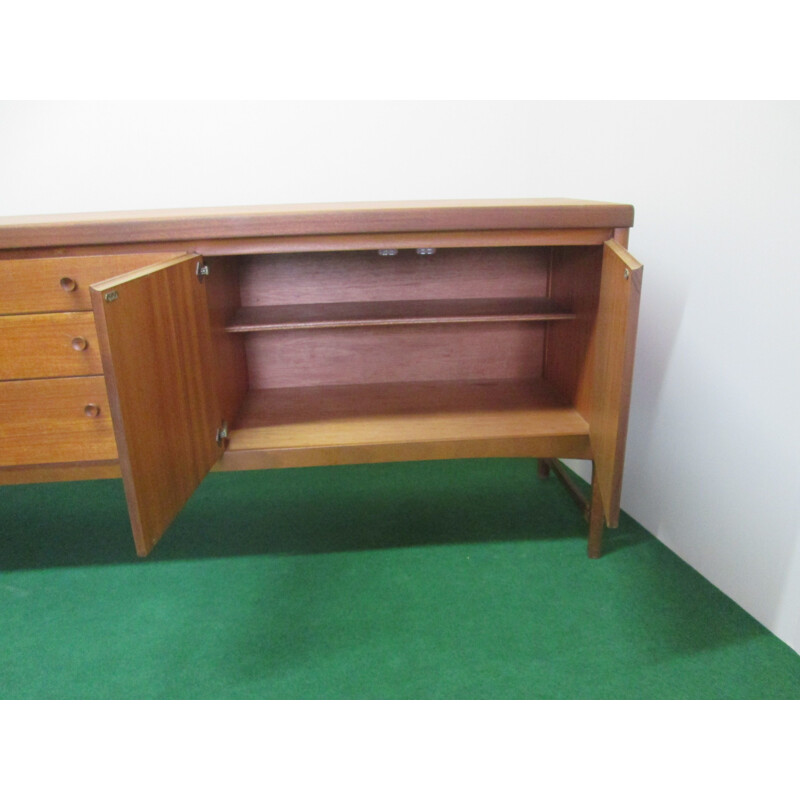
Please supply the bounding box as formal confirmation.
[0,199,638,559]
[206,244,603,468]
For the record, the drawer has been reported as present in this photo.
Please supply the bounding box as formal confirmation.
[0,376,118,467]
[0,253,182,314]
[0,312,103,380]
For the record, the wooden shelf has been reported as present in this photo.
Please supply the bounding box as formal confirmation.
[0,198,640,562]
[219,379,591,470]
[225,298,575,333]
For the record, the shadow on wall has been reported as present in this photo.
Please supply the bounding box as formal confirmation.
[626,247,692,469]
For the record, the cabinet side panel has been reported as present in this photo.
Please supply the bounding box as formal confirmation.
[205,256,248,427]
[544,246,603,417]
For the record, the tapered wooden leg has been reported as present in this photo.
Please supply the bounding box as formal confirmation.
[588,464,605,558]
[537,458,551,479]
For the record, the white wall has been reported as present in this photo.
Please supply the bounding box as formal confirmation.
[2,101,799,652]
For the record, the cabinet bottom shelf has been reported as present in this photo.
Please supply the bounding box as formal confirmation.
[218,379,591,471]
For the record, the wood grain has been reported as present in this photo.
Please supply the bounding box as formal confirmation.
[0,199,634,249]
[0,312,103,379]
[205,256,249,430]
[589,240,643,527]
[221,379,591,469]
[0,253,183,314]
[0,229,616,261]
[226,298,575,332]
[544,246,604,420]
[239,247,550,307]
[0,460,121,485]
[244,324,548,389]
[0,199,639,561]
[91,254,221,556]
[0,376,117,466]
[219,434,592,471]
[588,463,605,558]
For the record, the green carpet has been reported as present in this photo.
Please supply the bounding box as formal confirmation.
[1,459,799,699]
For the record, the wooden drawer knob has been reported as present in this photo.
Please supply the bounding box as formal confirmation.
[84,403,101,418]
[60,277,78,292]
[71,336,88,351]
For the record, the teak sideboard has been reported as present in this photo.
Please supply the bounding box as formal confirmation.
[0,199,642,558]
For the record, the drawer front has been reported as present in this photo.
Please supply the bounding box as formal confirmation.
[0,253,180,314]
[0,312,103,380]
[0,376,118,466]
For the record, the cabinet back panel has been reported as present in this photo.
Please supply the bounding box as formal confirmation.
[245,324,546,389]
[239,247,550,306]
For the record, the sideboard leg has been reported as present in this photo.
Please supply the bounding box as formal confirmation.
[587,464,605,558]
[537,458,551,479]
[546,458,590,516]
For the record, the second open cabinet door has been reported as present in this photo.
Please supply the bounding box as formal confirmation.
[91,254,222,555]
[590,240,643,528]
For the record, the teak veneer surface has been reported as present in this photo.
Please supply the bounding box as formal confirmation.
[0,230,617,261]
[0,199,641,558]
[226,298,576,332]
[243,324,548,389]
[227,378,589,457]
[545,246,604,422]
[0,460,121,485]
[91,254,221,556]
[590,241,643,526]
[220,379,591,471]
[0,199,634,249]
[0,312,103,380]
[238,247,550,307]
[0,253,182,313]
[0,376,117,467]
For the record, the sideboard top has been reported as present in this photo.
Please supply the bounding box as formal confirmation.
[0,198,634,250]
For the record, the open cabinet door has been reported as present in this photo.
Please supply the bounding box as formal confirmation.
[91,254,222,555]
[590,240,643,527]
